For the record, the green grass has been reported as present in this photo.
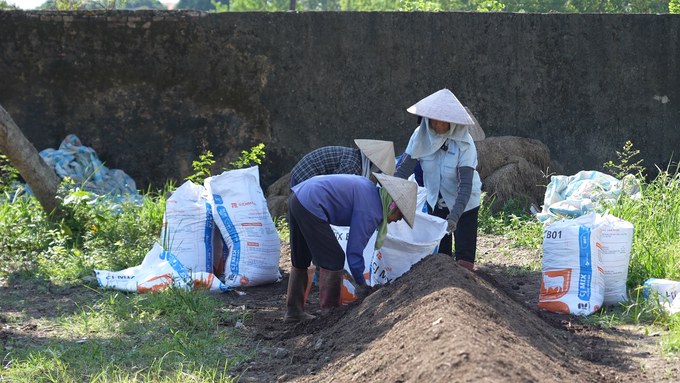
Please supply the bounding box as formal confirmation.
[0,188,166,285]
[0,182,261,382]
[478,194,544,251]
[662,313,680,357]
[602,169,680,287]
[0,287,250,382]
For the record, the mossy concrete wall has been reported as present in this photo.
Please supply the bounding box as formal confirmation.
[1,10,678,189]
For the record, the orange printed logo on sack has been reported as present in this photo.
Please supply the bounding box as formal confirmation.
[137,274,174,293]
[239,276,250,286]
[193,275,215,291]
[538,300,570,314]
[540,269,572,300]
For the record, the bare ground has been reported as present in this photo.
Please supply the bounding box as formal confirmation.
[1,235,678,382]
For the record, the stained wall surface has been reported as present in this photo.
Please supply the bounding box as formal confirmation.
[1,10,678,189]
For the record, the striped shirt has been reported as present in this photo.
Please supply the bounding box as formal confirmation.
[291,146,362,186]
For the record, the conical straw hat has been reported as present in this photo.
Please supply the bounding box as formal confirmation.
[464,107,486,142]
[406,89,474,126]
[355,139,395,176]
[373,172,416,228]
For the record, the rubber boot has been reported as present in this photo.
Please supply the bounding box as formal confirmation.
[318,268,343,315]
[457,260,474,271]
[304,265,316,303]
[285,266,316,322]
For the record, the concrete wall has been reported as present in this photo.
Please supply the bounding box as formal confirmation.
[1,10,678,190]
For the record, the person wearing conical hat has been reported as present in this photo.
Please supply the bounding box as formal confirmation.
[284,173,416,322]
[394,89,483,271]
[290,139,395,187]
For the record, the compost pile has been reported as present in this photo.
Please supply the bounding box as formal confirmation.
[219,238,678,383]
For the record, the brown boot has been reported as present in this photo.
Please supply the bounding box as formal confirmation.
[319,268,343,315]
[285,266,316,322]
[457,260,474,271]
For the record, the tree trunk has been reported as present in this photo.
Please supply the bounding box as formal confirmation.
[0,104,61,214]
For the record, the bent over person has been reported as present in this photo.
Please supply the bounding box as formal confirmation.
[285,173,417,322]
[290,139,395,187]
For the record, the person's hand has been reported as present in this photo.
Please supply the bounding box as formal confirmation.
[354,283,373,298]
[446,218,457,233]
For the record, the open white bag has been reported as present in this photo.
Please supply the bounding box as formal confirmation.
[371,212,448,286]
[331,212,446,302]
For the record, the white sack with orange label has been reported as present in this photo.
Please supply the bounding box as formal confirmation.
[539,213,605,316]
[95,243,230,293]
[160,180,215,274]
[206,166,282,288]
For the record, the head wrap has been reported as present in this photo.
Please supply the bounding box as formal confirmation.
[405,117,474,159]
[375,187,396,250]
[360,152,373,179]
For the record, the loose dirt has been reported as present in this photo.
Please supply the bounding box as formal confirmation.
[223,236,679,383]
[1,235,678,382]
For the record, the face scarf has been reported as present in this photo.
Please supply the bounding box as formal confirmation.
[375,187,397,250]
[405,117,472,159]
[360,152,372,179]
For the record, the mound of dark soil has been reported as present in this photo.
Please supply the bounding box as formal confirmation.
[222,237,677,383]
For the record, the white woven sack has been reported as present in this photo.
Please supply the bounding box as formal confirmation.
[371,212,447,286]
[331,225,377,286]
[539,213,605,316]
[206,166,282,287]
[95,243,230,293]
[595,214,634,305]
[160,180,214,273]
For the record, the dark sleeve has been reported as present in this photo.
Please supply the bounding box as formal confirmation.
[394,153,418,179]
[447,166,474,224]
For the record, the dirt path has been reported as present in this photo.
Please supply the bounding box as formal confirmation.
[223,236,679,383]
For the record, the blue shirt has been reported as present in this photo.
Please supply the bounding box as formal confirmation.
[292,174,383,285]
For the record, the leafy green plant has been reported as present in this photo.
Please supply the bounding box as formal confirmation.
[211,0,229,10]
[399,0,439,10]
[93,0,128,8]
[186,150,216,184]
[670,0,680,12]
[476,0,504,11]
[0,154,20,194]
[0,0,19,8]
[228,143,266,170]
[603,140,645,179]
[273,216,290,242]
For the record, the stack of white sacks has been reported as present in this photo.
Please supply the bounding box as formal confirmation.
[96,166,282,293]
[539,212,634,316]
